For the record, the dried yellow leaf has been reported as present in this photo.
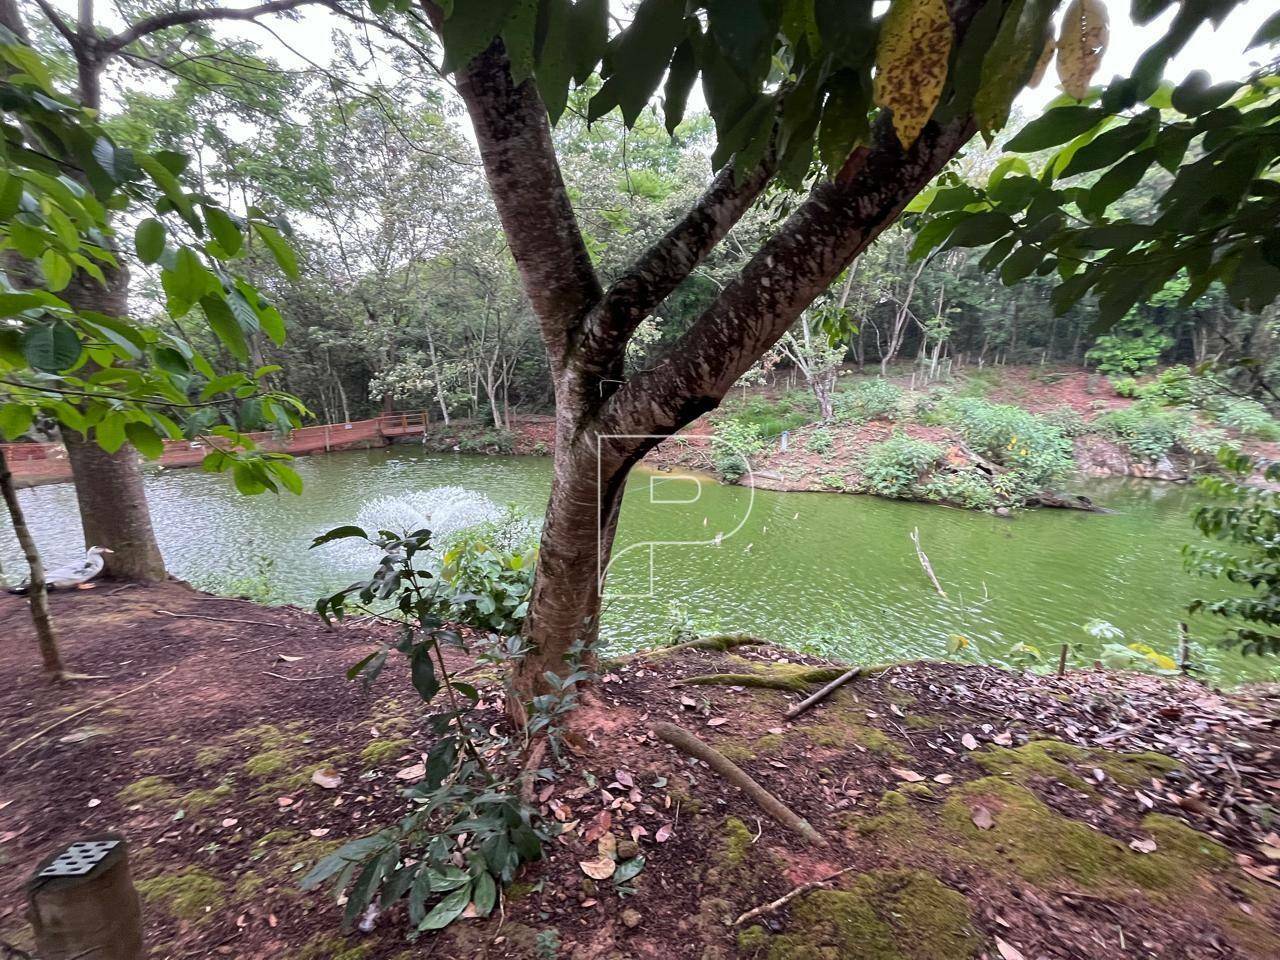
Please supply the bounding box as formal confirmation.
[873,0,954,148]
[1056,0,1109,100]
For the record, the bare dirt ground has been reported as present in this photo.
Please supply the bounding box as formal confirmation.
[2,584,1278,959]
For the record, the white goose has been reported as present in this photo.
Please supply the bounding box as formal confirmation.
[7,546,113,594]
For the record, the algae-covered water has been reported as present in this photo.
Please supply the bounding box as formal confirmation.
[2,448,1275,684]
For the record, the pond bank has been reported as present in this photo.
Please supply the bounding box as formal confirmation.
[1,582,1276,958]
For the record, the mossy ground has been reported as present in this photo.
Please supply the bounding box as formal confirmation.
[136,869,225,924]
[738,870,979,960]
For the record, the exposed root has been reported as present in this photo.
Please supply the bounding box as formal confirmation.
[620,633,767,664]
[153,608,286,629]
[652,721,826,847]
[732,865,858,926]
[674,666,848,693]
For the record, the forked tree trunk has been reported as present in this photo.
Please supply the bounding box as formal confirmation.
[0,446,65,678]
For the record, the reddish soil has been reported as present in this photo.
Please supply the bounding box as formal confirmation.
[2,584,1277,959]
[978,366,1134,420]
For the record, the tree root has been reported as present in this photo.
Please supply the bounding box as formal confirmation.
[732,864,858,926]
[651,722,827,847]
[673,666,848,693]
[783,666,863,720]
[617,633,767,665]
[153,608,286,628]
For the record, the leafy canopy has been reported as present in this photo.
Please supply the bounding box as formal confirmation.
[0,34,306,494]
[394,0,1237,188]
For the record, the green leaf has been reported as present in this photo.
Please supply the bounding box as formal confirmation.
[203,205,243,256]
[590,0,686,127]
[125,422,165,459]
[0,404,34,441]
[940,211,1014,251]
[440,0,517,74]
[471,872,497,917]
[663,36,699,135]
[162,246,215,315]
[417,884,471,931]
[973,0,1056,136]
[534,0,575,124]
[251,222,299,280]
[1247,10,1280,49]
[410,645,441,703]
[613,854,646,883]
[818,70,871,173]
[312,525,369,547]
[1170,70,1239,116]
[201,295,250,362]
[135,218,165,263]
[23,321,81,372]
[95,414,127,454]
[1005,105,1107,152]
[40,250,72,291]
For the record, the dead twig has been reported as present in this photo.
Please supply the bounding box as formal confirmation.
[651,722,826,847]
[784,666,862,720]
[732,865,858,926]
[910,527,947,597]
[2,667,176,758]
[262,671,337,682]
[154,608,285,628]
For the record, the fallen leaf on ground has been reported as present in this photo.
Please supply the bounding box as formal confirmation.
[311,766,342,790]
[995,938,1027,960]
[971,806,995,830]
[276,654,303,663]
[890,767,925,782]
[221,818,239,828]
[615,769,634,787]
[579,857,616,880]
[598,833,618,860]
[992,730,1013,746]
[707,717,728,727]
[395,762,425,782]
[961,733,979,750]
[655,823,673,842]
[309,828,330,837]
[1129,837,1158,854]
[276,796,294,808]
[932,773,954,785]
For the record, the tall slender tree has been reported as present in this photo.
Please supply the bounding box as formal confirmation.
[3,0,318,580]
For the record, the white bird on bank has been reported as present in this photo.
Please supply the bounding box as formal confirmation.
[7,546,113,594]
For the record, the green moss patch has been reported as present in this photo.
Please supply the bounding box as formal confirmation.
[360,737,413,767]
[181,781,233,814]
[972,740,1180,793]
[117,775,175,806]
[739,869,978,960]
[137,869,225,924]
[677,664,849,692]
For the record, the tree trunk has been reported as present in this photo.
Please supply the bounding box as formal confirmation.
[0,446,65,678]
[61,433,166,582]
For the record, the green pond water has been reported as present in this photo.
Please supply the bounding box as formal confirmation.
[1,447,1275,684]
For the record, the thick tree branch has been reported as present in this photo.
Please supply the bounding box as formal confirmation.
[603,111,977,437]
[100,0,318,54]
[574,158,775,387]
[30,0,80,51]
[420,2,600,378]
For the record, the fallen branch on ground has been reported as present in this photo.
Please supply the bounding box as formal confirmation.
[674,666,847,693]
[2,667,176,758]
[154,608,285,628]
[651,721,826,847]
[910,527,946,598]
[732,865,858,926]
[262,671,337,682]
[783,666,862,720]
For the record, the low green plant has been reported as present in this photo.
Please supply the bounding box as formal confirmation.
[1185,449,1280,656]
[818,472,846,491]
[859,433,946,499]
[921,470,997,510]
[834,378,903,422]
[1093,403,1193,462]
[1040,407,1088,438]
[303,526,586,934]
[711,419,766,482]
[1217,398,1280,440]
[936,397,1072,499]
[190,553,279,603]
[436,522,537,635]
[806,428,834,456]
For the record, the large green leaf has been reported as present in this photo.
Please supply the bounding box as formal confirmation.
[251,222,299,280]
[135,218,166,263]
[23,321,81,372]
[417,884,472,931]
[1005,105,1107,152]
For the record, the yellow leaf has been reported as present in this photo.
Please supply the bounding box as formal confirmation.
[873,0,954,149]
[1056,0,1109,100]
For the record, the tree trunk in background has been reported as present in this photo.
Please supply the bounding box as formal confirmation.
[62,433,166,582]
[0,447,65,678]
[60,266,167,582]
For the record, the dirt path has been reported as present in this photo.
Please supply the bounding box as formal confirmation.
[1,585,1277,959]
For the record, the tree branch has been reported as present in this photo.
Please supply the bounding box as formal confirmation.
[574,158,775,389]
[604,111,977,437]
[30,0,80,51]
[419,1,600,379]
[100,0,318,55]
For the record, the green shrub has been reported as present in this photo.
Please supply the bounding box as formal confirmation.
[806,428,835,456]
[1085,325,1171,376]
[920,470,997,510]
[819,472,846,491]
[859,433,946,499]
[1111,377,1140,398]
[1093,403,1192,462]
[716,394,814,438]
[1041,407,1088,438]
[712,419,766,482]
[834,378,903,422]
[936,397,1072,497]
[1180,425,1238,458]
[1218,398,1280,440]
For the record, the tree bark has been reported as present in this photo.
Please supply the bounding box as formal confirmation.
[0,446,65,678]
